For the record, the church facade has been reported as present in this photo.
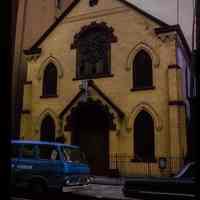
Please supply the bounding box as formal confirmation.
[21,0,191,176]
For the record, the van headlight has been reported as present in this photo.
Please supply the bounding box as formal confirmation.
[65,179,70,185]
[89,176,94,182]
[87,177,91,183]
[65,176,80,185]
[65,176,72,185]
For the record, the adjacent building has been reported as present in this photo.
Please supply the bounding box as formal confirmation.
[21,0,191,176]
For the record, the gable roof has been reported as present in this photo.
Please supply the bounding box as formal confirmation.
[24,0,169,54]
[59,89,84,118]
[59,80,125,119]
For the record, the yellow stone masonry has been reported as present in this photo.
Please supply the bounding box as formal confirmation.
[21,0,187,176]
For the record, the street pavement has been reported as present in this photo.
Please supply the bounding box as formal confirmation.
[12,176,196,200]
[12,183,140,200]
[71,184,135,199]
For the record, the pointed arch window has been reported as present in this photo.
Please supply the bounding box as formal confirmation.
[132,50,153,90]
[40,115,55,142]
[133,110,155,162]
[42,63,58,98]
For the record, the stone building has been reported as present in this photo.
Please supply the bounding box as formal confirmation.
[21,0,191,176]
[12,0,72,138]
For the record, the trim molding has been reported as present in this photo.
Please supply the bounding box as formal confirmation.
[23,48,41,55]
[22,110,31,114]
[40,94,58,99]
[73,74,114,81]
[24,81,32,85]
[169,101,185,106]
[130,158,157,163]
[131,86,155,92]
[168,64,181,69]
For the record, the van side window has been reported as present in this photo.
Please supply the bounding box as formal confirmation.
[38,145,60,160]
[12,144,21,158]
[62,147,84,163]
[21,144,36,159]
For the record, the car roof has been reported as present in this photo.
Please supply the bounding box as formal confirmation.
[11,140,79,149]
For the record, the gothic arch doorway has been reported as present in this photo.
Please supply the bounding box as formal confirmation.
[65,99,115,175]
[40,115,55,142]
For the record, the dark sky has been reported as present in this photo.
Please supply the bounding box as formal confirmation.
[128,0,194,49]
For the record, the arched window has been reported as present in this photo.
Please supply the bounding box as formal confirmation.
[71,22,117,79]
[133,50,153,89]
[42,63,57,97]
[134,110,155,162]
[40,115,55,142]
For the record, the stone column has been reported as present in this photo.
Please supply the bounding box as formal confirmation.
[168,65,186,174]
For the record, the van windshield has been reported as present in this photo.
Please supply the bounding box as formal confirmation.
[61,146,86,163]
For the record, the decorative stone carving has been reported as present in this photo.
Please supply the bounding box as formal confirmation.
[158,33,176,43]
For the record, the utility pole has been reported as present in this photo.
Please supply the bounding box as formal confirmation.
[188,0,199,162]
[196,0,200,90]
[195,0,200,163]
[177,0,179,24]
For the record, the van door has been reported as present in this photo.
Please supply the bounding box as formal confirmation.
[36,144,63,189]
[61,146,89,174]
[15,144,38,187]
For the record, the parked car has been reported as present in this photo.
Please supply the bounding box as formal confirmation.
[11,140,92,192]
[122,162,197,199]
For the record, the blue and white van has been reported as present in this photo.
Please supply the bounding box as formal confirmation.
[11,140,91,192]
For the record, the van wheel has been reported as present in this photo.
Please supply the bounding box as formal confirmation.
[29,181,46,193]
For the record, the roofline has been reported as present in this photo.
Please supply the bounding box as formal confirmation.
[155,24,191,61]
[59,89,85,118]
[26,0,80,52]
[88,80,125,118]
[59,80,125,119]
[118,0,168,27]
[25,0,168,52]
